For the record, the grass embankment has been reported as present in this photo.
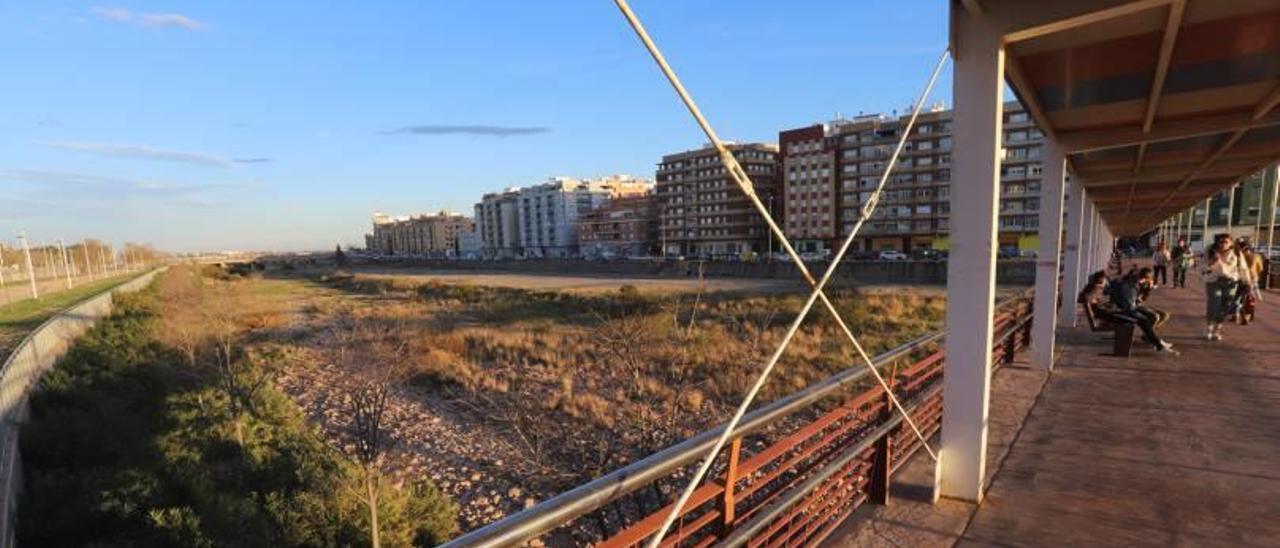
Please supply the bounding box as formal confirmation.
[18,266,458,547]
[0,273,138,360]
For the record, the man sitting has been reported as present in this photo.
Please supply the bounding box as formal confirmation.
[1133,267,1170,327]
[1105,269,1175,353]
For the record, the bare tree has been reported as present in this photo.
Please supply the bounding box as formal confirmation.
[204,280,272,447]
[331,312,411,548]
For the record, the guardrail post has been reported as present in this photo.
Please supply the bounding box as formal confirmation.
[870,433,892,505]
[721,436,741,535]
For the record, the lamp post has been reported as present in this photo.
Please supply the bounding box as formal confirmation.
[19,232,37,299]
[58,239,72,289]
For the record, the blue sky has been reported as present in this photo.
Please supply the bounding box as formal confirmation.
[0,1,949,252]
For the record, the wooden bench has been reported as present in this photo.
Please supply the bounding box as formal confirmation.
[1082,301,1137,357]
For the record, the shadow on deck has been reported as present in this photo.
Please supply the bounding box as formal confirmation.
[824,277,1280,547]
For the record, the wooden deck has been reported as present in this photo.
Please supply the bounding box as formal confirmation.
[826,277,1280,547]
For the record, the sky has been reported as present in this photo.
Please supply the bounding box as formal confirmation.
[0,1,950,252]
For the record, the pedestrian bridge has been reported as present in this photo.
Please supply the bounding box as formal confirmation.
[443,0,1280,546]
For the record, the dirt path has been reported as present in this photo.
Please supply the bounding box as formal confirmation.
[348,266,801,295]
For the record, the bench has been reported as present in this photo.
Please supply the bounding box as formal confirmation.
[1082,301,1137,357]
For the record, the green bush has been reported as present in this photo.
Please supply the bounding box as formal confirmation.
[18,273,458,546]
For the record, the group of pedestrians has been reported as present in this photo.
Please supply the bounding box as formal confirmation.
[1203,234,1265,340]
[1080,234,1268,352]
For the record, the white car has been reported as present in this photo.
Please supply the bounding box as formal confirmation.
[878,250,908,261]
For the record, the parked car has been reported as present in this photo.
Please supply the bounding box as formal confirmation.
[878,250,908,261]
[911,248,941,260]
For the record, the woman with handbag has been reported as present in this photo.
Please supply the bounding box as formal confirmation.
[1203,234,1240,340]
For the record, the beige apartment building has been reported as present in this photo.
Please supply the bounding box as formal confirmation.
[577,191,658,257]
[655,143,781,257]
[365,210,475,257]
[474,188,522,259]
[779,101,1045,253]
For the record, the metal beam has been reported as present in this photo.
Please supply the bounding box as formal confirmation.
[1141,0,1185,133]
[1057,110,1280,153]
[1001,0,1173,44]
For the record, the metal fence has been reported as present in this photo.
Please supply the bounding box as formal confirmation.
[0,268,165,547]
[444,291,1034,547]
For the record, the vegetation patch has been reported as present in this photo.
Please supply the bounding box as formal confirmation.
[18,266,457,547]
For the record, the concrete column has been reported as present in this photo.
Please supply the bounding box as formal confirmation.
[1082,199,1096,277]
[938,11,1003,504]
[1202,197,1211,250]
[1032,141,1065,370]
[1059,183,1086,326]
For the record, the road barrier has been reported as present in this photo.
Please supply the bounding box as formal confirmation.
[443,291,1034,547]
[0,268,165,547]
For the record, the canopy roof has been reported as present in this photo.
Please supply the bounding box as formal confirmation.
[966,0,1280,235]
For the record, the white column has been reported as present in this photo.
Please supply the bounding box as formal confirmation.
[1227,185,1236,234]
[1267,170,1278,260]
[1202,197,1211,250]
[1032,141,1065,370]
[1082,200,1097,277]
[938,12,1003,503]
[1059,183,1086,326]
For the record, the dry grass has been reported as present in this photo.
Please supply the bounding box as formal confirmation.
[289,272,947,490]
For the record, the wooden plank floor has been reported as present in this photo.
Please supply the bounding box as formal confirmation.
[827,275,1280,548]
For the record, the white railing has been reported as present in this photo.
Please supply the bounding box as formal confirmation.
[0,268,165,547]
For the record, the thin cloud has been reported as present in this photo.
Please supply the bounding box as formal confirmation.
[90,7,206,32]
[139,13,205,31]
[232,157,273,164]
[91,6,131,22]
[0,168,244,214]
[37,141,245,168]
[384,125,551,137]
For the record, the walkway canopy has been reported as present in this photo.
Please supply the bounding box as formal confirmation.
[970,0,1280,236]
[940,0,1280,505]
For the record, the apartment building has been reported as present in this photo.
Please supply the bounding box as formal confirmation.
[577,191,658,257]
[778,101,1044,253]
[655,143,781,257]
[474,188,522,258]
[365,210,475,257]
[516,175,652,258]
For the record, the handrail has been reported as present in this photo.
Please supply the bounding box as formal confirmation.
[442,291,1032,547]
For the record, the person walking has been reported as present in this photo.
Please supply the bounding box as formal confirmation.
[1171,237,1193,288]
[1203,234,1241,340]
[1237,240,1264,325]
[1152,241,1171,287]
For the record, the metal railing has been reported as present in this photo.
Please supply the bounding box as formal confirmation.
[444,291,1034,547]
[0,268,166,548]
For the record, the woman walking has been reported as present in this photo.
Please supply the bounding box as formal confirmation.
[1237,240,1264,325]
[1203,234,1241,340]
[1171,237,1193,288]
[1152,242,1171,287]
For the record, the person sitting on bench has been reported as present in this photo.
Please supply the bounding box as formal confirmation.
[1133,267,1170,327]
[1077,270,1112,310]
[1106,270,1175,353]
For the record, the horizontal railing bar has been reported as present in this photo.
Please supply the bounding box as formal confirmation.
[443,292,1031,548]
[713,387,933,548]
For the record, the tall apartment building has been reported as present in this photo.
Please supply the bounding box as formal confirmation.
[779,101,1044,253]
[655,143,781,257]
[515,175,652,258]
[475,188,522,259]
[365,210,475,257]
[577,191,658,257]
